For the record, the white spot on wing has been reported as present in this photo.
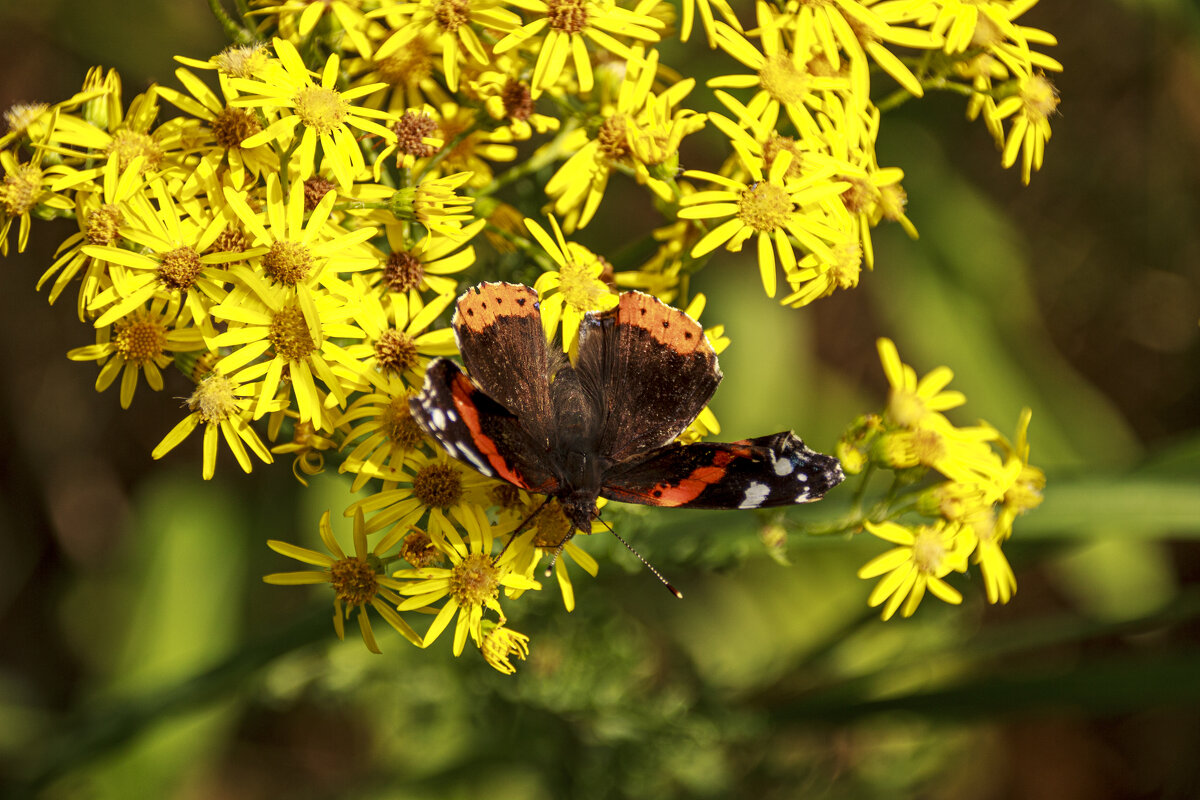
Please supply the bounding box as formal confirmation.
[462,445,492,475]
[430,408,446,430]
[739,482,770,509]
[773,455,794,476]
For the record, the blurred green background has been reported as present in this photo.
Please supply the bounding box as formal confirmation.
[2,1,1199,798]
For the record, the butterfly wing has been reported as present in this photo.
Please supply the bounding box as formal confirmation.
[411,358,561,493]
[453,282,558,450]
[600,432,844,508]
[575,291,722,463]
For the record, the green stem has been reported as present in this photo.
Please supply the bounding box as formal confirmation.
[205,0,255,45]
[876,77,978,113]
[482,118,580,195]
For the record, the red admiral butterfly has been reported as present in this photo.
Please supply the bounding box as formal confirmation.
[411,282,844,538]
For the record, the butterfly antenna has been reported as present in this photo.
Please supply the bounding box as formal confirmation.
[495,496,552,564]
[596,517,683,599]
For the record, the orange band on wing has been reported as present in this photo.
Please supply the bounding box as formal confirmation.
[650,449,735,506]
[449,373,533,489]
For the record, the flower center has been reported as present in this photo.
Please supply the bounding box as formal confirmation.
[393,110,440,159]
[911,527,948,574]
[0,163,41,215]
[434,0,470,32]
[910,428,947,468]
[558,258,610,312]
[736,181,793,233]
[86,204,125,245]
[4,102,49,136]
[268,306,316,361]
[107,129,164,173]
[188,372,239,423]
[214,44,271,79]
[597,114,630,160]
[1022,75,1060,122]
[758,55,810,107]
[384,395,424,448]
[449,552,500,606]
[501,79,533,122]
[490,483,522,509]
[412,463,463,508]
[840,177,876,215]
[262,240,314,286]
[531,503,573,548]
[383,250,425,293]
[547,0,588,33]
[888,390,927,428]
[293,86,347,137]
[113,311,168,364]
[211,107,262,149]
[400,529,443,568]
[329,556,379,607]
[827,241,862,290]
[375,329,419,375]
[158,245,204,291]
[376,40,432,87]
[303,176,335,210]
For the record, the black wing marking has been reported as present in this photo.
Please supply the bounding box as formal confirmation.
[600,432,844,508]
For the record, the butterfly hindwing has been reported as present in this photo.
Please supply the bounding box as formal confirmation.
[600,432,845,509]
[453,282,558,451]
[576,292,722,463]
[411,358,561,493]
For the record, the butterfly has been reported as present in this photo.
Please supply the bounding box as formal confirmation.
[410,282,844,539]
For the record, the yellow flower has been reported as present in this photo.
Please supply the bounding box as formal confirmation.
[81,178,241,339]
[679,0,741,47]
[336,377,428,492]
[708,7,850,139]
[994,72,1059,185]
[481,620,532,674]
[153,368,278,479]
[208,279,367,429]
[497,495,601,611]
[368,0,521,92]
[368,218,484,304]
[231,39,397,189]
[394,505,541,656]
[995,408,1045,537]
[876,338,966,430]
[271,419,338,485]
[67,297,206,409]
[333,288,459,392]
[879,423,1006,487]
[493,0,665,97]
[0,129,74,255]
[526,216,618,352]
[349,450,498,534]
[858,520,973,620]
[265,509,423,654]
[680,150,850,298]
[386,170,478,238]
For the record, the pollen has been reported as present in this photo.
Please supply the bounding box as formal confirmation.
[400,529,443,568]
[209,226,250,258]
[4,103,49,137]
[384,395,424,449]
[383,250,424,293]
[558,259,610,312]
[547,0,589,33]
[0,163,41,215]
[911,527,948,574]
[187,371,239,423]
[827,241,862,290]
[737,181,793,233]
[293,86,347,137]
[597,115,630,160]
[303,176,336,210]
[113,310,168,365]
[1021,75,1060,123]
[329,556,379,607]
[262,240,314,286]
[86,204,125,245]
[267,306,316,361]
[501,79,533,122]
[213,44,272,79]
[375,328,419,375]
[107,129,164,173]
[211,107,262,149]
[758,55,811,107]
[393,111,440,159]
[449,552,500,606]
[531,503,573,548]
[434,0,471,32]
[158,245,204,291]
[840,177,876,216]
[412,463,464,508]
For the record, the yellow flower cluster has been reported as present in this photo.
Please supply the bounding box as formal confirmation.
[841,339,1045,619]
[0,0,1057,669]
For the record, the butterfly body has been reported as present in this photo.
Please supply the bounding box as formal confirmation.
[411,282,844,537]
